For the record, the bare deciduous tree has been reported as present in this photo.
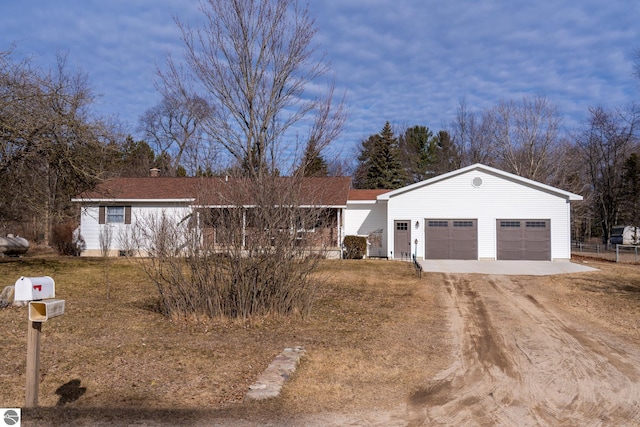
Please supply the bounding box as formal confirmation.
[452,98,496,166]
[576,106,640,243]
[451,96,566,184]
[0,47,119,242]
[99,224,113,299]
[486,96,562,181]
[295,81,346,177]
[140,62,214,176]
[127,1,345,321]
[168,0,344,176]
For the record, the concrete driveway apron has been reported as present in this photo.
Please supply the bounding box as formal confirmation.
[418,260,598,275]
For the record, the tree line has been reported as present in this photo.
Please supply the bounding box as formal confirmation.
[1,0,639,249]
[0,47,184,245]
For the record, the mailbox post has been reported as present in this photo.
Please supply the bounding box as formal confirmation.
[14,276,65,408]
[25,320,41,408]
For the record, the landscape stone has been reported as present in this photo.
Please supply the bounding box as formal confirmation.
[244,346,306,401]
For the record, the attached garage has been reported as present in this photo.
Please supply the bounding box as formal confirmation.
[496,219,551,260]
[371,163,582,261]
[425,219,477,259]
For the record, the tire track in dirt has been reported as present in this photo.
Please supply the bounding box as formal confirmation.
[408,273,640,426]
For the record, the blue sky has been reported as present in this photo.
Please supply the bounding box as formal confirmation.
[2,0,639,159]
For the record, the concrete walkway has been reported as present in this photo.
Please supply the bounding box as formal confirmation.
[418,260,598,276]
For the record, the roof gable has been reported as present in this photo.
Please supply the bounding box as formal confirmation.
[376,163,583,201]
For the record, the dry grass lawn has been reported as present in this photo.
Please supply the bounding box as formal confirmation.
[535,256,640,344]
[0,254,450,425]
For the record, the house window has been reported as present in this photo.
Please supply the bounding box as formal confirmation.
[295,215,316,233]
[99,206,131,224]
[396,222,408,230]
[107,206,125,223]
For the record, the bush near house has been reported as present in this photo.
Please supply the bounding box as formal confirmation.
[51,222,84,256]
[343,235,367,259]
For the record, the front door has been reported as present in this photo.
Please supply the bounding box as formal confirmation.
[394,220,411,259]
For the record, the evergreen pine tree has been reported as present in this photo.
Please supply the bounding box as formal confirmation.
[397,126,460,183]
[398,125,435,183]
[431,130,460,176]
[296,141,328,177]
[354,122,407,189]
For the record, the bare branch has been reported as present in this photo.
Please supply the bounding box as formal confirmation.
[166,0,340,176]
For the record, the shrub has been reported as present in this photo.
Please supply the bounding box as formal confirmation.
[52,222,85,256]
[343,235,366,259]
[122,176,330,320]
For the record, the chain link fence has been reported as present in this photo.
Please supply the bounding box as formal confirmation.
[572,241,640,264]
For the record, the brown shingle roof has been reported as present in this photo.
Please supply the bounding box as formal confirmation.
[76,177,201,200]
[348,189,390,201]
[75,176,352,207]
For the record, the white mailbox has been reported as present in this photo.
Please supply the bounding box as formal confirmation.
[29,299,65,322]
[14,276,55,301]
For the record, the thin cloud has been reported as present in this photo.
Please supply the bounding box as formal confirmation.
[0,0,638,150]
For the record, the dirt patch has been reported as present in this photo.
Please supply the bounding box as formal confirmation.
[406,269,640,425]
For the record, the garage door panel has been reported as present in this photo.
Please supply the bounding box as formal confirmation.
[451,240,478,259]
[496,222,523,260]
[425,219,477,260]
[497,219,550,260]
[524,249,549,260]
[425,221,450,259]
[451,221,477,259]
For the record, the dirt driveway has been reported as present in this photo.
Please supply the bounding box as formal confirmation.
[406,272,640,426]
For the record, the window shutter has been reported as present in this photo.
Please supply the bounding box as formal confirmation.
[125,206,132,224]
[99,206,105,224]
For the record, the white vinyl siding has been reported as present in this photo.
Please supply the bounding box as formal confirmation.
[79,204,192,254]
[344,201,388,256]
[385,169,572,260]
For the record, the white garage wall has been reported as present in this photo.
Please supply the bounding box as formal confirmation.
[385,169,573,260]
[344,200,388,255]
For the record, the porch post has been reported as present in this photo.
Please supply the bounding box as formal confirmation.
[337,209,342,247]
[242,209,246,249]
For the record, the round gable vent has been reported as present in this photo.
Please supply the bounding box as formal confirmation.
[472,177,483,187]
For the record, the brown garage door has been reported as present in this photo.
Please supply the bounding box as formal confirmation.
[497,219,550,260]
[425,219,477,259]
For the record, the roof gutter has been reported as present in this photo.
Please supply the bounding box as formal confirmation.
[192,204,347,209]
[71,198,196,203]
